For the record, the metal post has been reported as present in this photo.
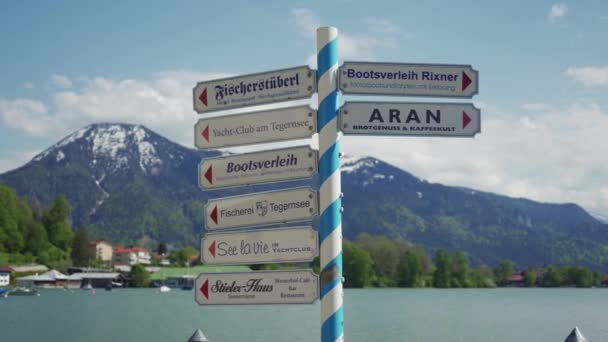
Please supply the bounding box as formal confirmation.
[316,27,343,342]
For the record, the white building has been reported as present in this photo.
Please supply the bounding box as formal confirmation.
[112,247,151,266]
[0,267,11,287]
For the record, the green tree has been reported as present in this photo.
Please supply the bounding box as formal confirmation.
[129,264,151,288]
[450,252,471,288]
[397,249,423,287]
[494,259,514,286]
[356,234,400,286]
[470,266,496,288]
[43,196,73,251]
[23,217,47,256]
[343,241,373,288]
[0,185,25,253]
[539,266,564,287]
[524,269,537,287]
[433,249,451,288]
[568,266,593,287]
[71,226,91,267]
[169,247,197,266]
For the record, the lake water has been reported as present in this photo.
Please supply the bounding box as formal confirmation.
[1,288,607,341]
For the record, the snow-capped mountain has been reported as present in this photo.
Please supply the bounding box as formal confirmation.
[2,123,608,269]
[33,123,189,175]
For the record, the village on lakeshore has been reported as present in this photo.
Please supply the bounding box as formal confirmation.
[2,234,608,295]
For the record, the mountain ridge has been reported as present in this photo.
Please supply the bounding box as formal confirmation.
[2,123,607,269]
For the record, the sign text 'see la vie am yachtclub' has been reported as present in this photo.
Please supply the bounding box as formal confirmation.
[201,226,318,265]
[339,61,478,98]
[340,102,481,137]
[198,146,317,190]
[193,66,316,114]
[194,106,317,149]
[205,187,318,231]
[195,270,319,305]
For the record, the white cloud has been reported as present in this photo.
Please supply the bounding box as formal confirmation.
[521,103,554,111]
[600,15,608,21]
[291,8,320,39]
[566,66,608,87]
[23,82,34,89]
[548,4,568,22]
[50,74,73,88]
[0,98,57,136]
[0,70,232,145]
[342,102,608,218]
[292,9,403,68]
[365,17,400,33]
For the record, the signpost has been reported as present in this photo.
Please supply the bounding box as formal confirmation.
[193,66,316,114]
[191,25,480,342]
[198,146,317,190]
[201,227,318,265]
[340,102,481,137]
[194,270,319,305]
[194,106,317,149]
[339,61,478,98]
[205,187,317,231]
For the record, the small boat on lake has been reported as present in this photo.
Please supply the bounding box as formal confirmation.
[159,285,171,293]
[0,288,8,298]
[10,287,39,296]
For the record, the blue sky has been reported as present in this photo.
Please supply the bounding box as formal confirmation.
[0,1,607,217]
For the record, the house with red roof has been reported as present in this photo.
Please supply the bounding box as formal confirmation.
[112,246,151,266]
[507,271,526,287]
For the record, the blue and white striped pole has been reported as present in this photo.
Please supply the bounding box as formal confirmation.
[316,27,343,342]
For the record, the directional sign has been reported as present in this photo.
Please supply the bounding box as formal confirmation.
[194,106,316,149]
[339,61,478,98]
[340,102,481,137]
[205,187,317,231]
[195,270,318,305]
[198,146,317,190]
[193,66,316,114]
[201,227,318,265]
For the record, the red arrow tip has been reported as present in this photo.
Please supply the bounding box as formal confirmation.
[462,72,472,92]
[202,126,209,142]
[204,165,213,184]
[208,240,216,257]
[199,88,208,106]
[463,111,472,129]
[210,205,218,225]
[200,279,209,299]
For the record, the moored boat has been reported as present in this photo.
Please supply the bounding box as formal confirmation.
[10,287,39,296]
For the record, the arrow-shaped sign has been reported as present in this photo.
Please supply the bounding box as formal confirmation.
[201,227,318,265]
[201,126,209,142]
[204,187,318,231]
[194,270,319,305]
[193,66,316,114]
[209,205,218,225]
[199,279,209,300]
[340,61,479,98]
[198,88,208,107]
[198,146,317,190]
[194,106,316,150]
[463,111,472,129]
[462,72,472,92]
[340,102,481,137]
[203,166,213,184]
